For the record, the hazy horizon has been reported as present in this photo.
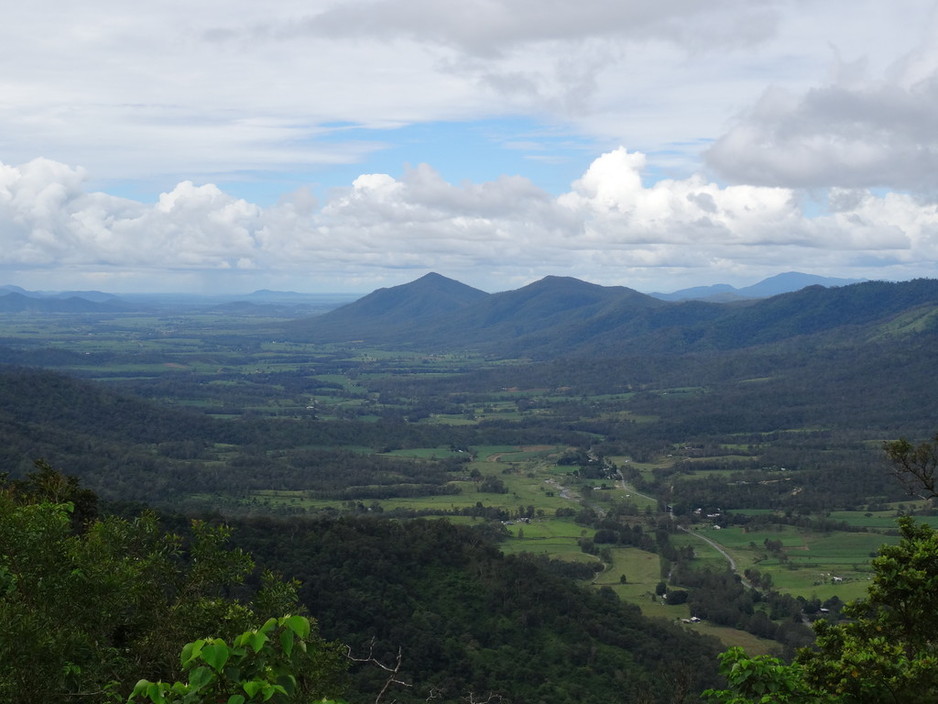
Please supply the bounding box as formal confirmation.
[1,269,883,299]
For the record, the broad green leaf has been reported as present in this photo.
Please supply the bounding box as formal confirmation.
[146,681,166,704]
[187,665,214,693]
[227,696,246,704]
[130,679,152,697]
[248,631,269,653]
[182,640,205,668]
[280,627,295,657]
[201,640,231,672]
[243,679,265,697]
[282,615,310,640]
[262,684,288,701]
[278,673,297,695]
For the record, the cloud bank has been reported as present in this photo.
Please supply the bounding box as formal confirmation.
[706,7,938,191]
[3,149,936,293]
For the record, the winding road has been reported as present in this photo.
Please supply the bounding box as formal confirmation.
[678,525,738,573]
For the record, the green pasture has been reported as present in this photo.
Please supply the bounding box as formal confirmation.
[425,414,478,426]
[828,509,938,530]
[378,447,457,460]
[689,623,779,656]
[591,542,769,654]
[764,568,872,602]
[670,532,729,571]
[471,445,534,461]
[693,523,897,599]
[501,522,596,562]
[502,517,589,541]
[594,546,661,594]
[238,443,589,518]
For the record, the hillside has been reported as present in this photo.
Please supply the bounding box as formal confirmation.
[230,516,723,704]
[0,291,128,313]
[651,272,866,301]
[284,275,938,358]
[288,272,489,341]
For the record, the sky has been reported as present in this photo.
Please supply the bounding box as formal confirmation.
[2,1,938,295]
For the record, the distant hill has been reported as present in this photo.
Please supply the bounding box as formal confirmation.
[0,291,128,313]
[650,272,866,301]
[283,275,938,358]
[286,272,489,341]
[0,286,359,316]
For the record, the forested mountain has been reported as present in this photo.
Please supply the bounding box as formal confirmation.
[285,275,938,358]
[292,272,489,340]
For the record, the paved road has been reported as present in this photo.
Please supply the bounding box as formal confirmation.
[678,525,738,573]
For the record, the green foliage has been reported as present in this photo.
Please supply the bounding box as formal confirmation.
[0,466,343,704]
[884,433,938,499]
[703,647,837,704]
[230,515,724,704]
[128,615,345,704]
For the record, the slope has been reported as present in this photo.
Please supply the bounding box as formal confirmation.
[285,272,490,342]
[285,275,938,358]
[231,515,723,704]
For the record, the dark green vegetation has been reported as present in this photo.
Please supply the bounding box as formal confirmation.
[1,469,721,704]
[285,274,938,357]
[0,467,347,704]
[2,274,938,702]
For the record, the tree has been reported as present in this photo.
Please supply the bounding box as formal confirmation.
[0,465,345,703]
[128,615,345,704]
[478,475,507,493]
[884,433,938,499]
[796,516,938,703]
[703,647,837,704]
[704,517,938,704]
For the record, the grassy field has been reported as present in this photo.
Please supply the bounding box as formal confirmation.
[683,523,893,600]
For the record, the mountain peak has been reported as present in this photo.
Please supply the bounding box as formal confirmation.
[285,272,490,342]
[651,272,868,301]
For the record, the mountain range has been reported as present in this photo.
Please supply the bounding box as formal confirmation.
[0,272,865,313]
[285,273,938,358]
[0,285,358,315]
[648,272,866,301]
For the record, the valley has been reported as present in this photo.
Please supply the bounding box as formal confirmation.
[2,273,938,702]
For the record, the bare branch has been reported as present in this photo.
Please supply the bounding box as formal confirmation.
[462,692,505,704]
[346,638,412,704]
[885,435,938,501]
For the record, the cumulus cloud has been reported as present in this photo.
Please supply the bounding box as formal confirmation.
[706,11,938,192]
[3,149,938,292]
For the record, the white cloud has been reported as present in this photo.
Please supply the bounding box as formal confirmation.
[706,4,938,191]
[3,148,938,293]
[0,0,809,190]
[2,0,932,209]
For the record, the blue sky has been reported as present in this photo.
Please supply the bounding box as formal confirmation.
[1,0,938,294]
[165,118,607,206]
